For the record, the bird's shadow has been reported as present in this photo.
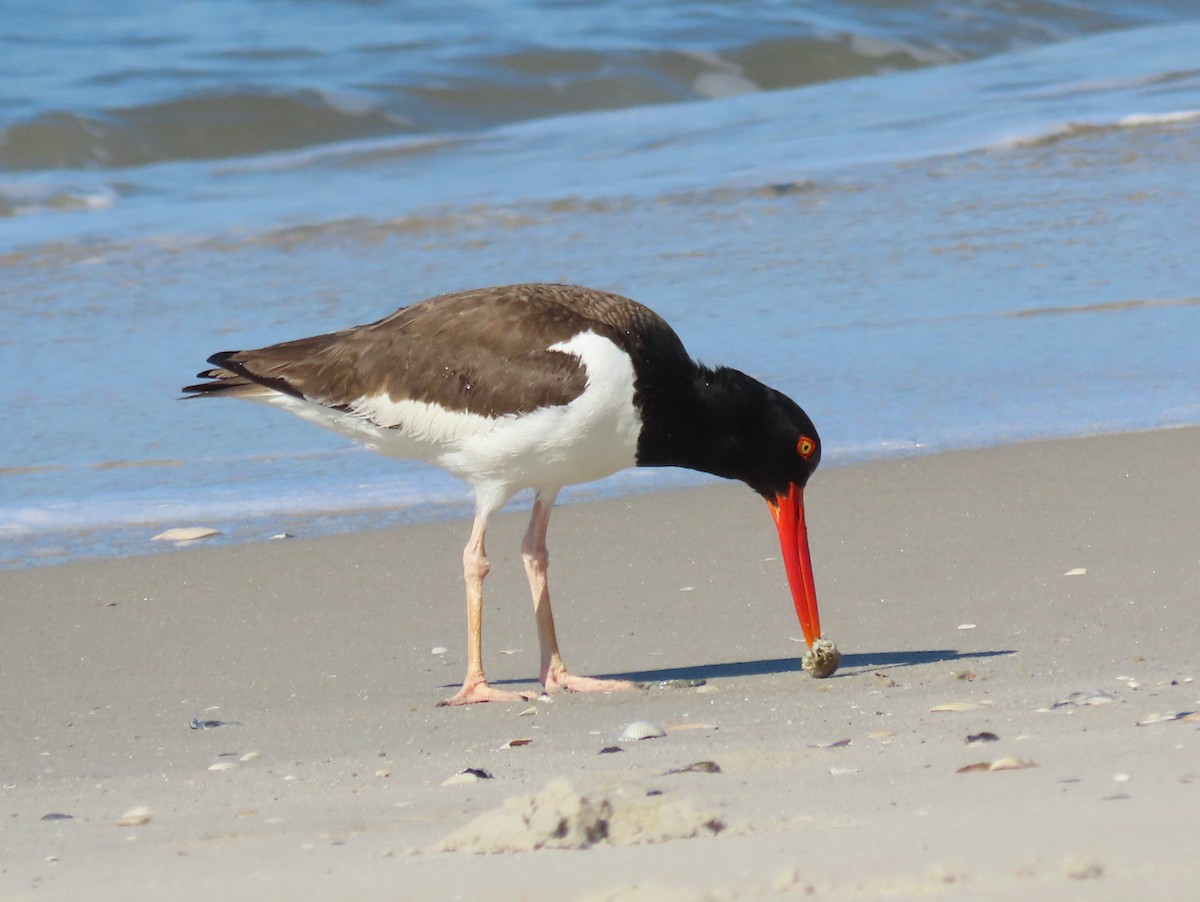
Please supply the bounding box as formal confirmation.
[483,648,1015,687]
[599,648,1014,684]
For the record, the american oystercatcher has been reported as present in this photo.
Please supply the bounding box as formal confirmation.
[184,284,826,705]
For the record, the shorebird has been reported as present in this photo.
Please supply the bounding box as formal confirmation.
[184,283,826,705]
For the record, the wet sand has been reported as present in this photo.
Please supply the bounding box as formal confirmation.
[3,428,1198,900]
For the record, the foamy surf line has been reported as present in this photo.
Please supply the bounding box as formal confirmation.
[995,109,1200,149]
[8,419,1200,569]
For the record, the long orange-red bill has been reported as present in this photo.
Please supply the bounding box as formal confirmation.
[768,483,821,648]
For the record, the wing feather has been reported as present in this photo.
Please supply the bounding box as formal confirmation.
[182,284,681,420]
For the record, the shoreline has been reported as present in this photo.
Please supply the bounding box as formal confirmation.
[7,423,1196,572]
[3,427,1198,899]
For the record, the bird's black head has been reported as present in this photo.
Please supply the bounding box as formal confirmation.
[645,365,820,499]
[735,380,822,501]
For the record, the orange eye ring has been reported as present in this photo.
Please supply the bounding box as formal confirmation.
[797,435,816,459]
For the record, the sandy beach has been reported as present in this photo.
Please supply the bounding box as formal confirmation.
[2,427,1198,900]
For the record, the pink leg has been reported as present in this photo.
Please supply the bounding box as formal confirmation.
[523,490,637,695]
[439,508,538,706]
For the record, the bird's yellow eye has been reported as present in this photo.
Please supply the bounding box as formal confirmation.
[797,435,816,459]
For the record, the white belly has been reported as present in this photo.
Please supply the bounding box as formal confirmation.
[261,330,642,503]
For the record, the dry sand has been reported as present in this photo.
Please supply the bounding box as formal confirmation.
[2,428,1198,900]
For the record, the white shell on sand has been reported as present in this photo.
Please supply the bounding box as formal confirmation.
[988,756,1037,771]
[930,701,993,713]
[208,761,236,771]
[151,527,221,544]
[1136,711,1189,725]
[957,757,1037,773]
[116,807,153,827]
[619,721,667,741]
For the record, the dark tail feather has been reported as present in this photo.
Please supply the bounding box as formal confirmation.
[181,351,271,399]
[181,350,308,401]
[199,350,308,401]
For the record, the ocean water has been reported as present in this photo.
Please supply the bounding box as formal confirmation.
[2,1,1199,567]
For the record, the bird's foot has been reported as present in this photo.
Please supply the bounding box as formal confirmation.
[437,679,540,707]
[542,665,639,695]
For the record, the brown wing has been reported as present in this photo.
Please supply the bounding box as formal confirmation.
[183,283,683,420]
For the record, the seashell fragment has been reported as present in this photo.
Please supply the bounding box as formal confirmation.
[208,762,236,771]
[518,706,537,717]
[619,721,667,741]
[1052,690,1118,708]
[663,761,722,775]
[239,751,261,762]
[375,769,391,778]
[116,806,153,827]
[152,527,221,544]
[1064,568,1087,576]
[807,738,851,749]
[957,757,1037,773]
[1136,711,1192,726]
[966,731,1000,745]
[802,637,841,678]
[441,767,493,786]
[190,717,239,729]
[1065,860,1104,880]
[930,701,992,713]
[829,767,860,775]
[988,756,1036,771]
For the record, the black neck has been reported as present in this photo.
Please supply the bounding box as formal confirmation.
[635,364,782,488]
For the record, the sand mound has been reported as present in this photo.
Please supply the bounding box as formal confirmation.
[433,779,724,853]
